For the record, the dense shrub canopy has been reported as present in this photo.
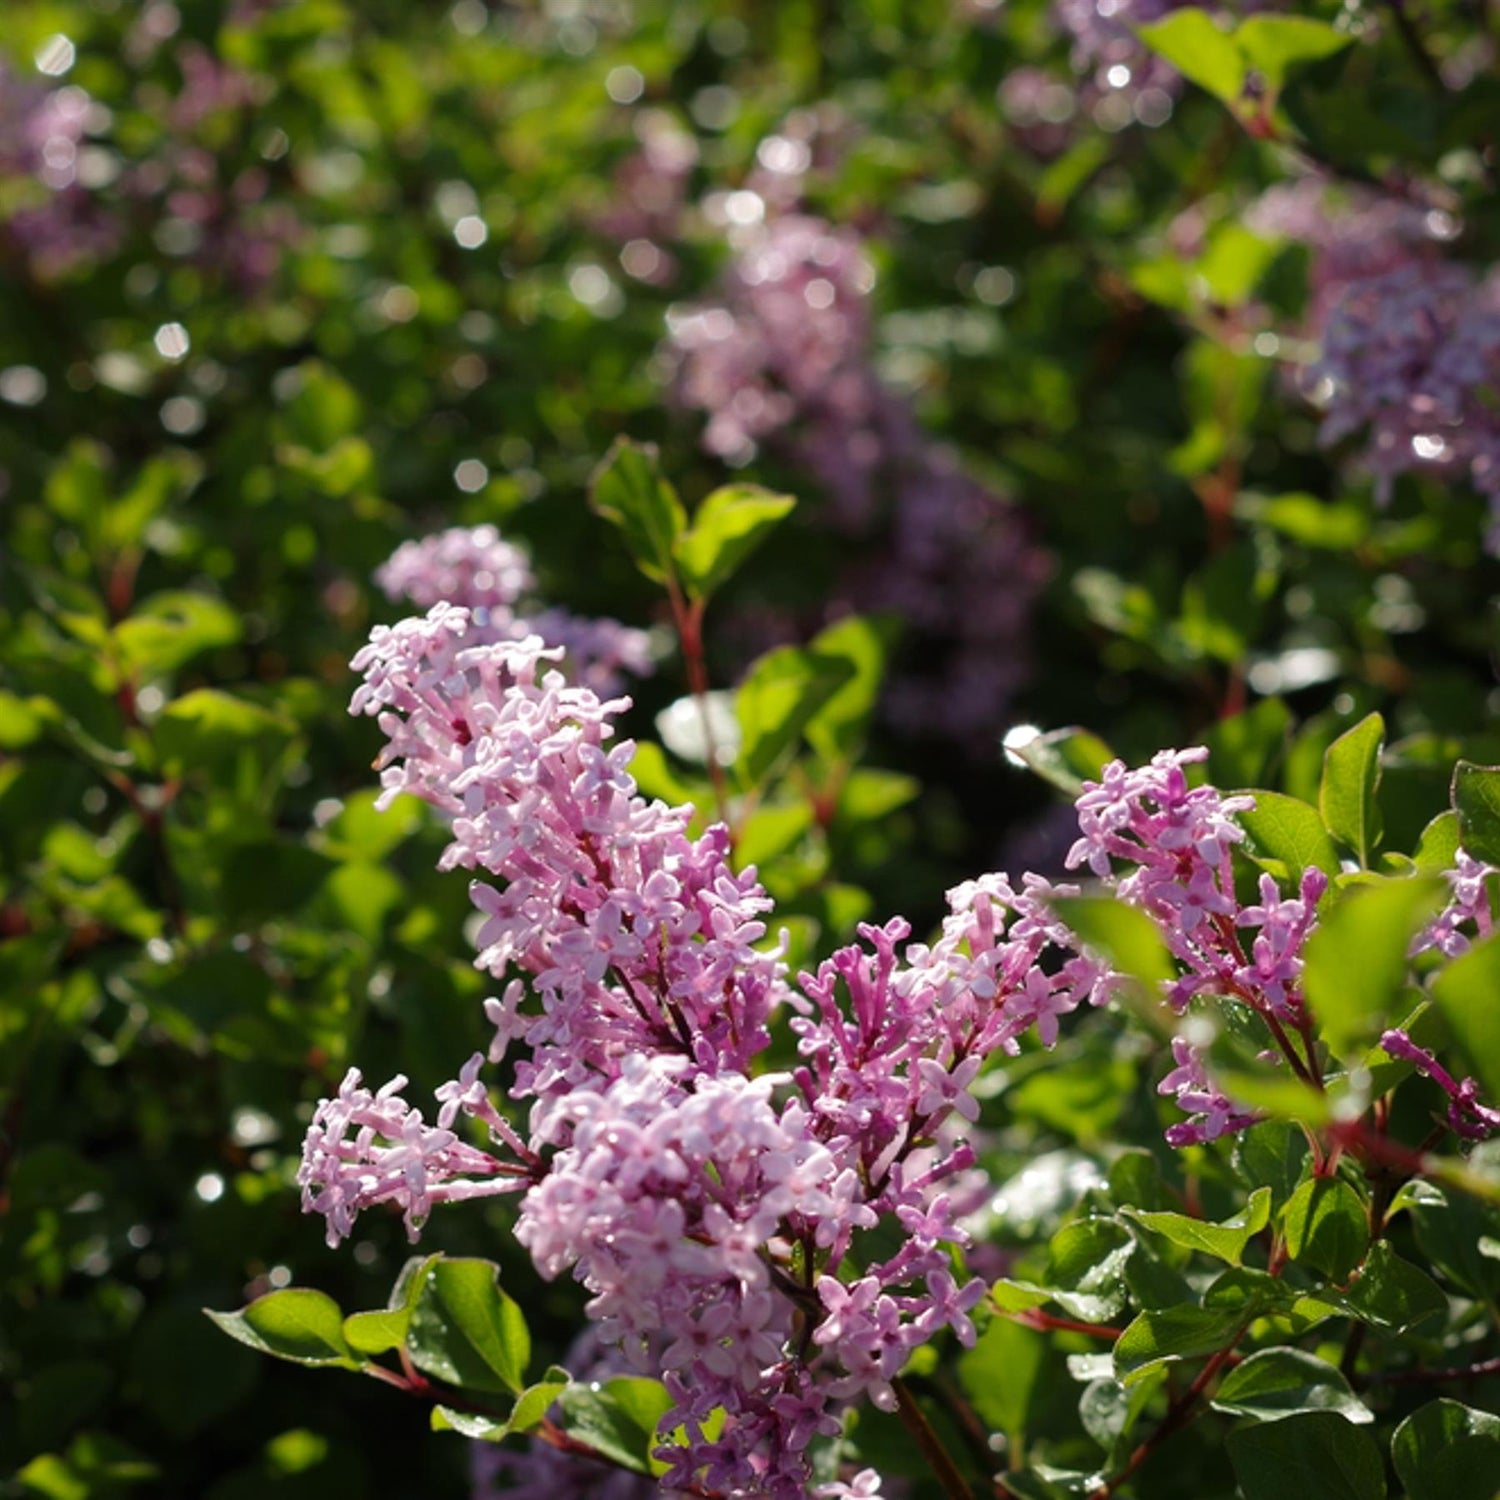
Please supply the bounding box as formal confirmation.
[4,1,1500,1498]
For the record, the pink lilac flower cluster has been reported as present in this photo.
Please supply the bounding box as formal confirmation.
[668,212,1047,741]
[375,524,654,696]
[1065,747,1329,1145]
[302,611,1101,1497]
[1064,747,1500,1148]
[1412,848,1497,960]
[1306,261,1500,519]
[1248,175,1500,532]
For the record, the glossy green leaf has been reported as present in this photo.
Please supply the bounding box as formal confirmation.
[958,1315,1049,1440]
[1112,1305,1243,1383]
[407,1258,530,1396]
[1123,1186,1270,1267]
[1319,713,1385,868]
[1044,1217,1134,1323]
[1238,791,1343,882]
[1227,1412,1386,1500]
[1210,1348,1372,1424]
[1282,1177,1368,1283]
[555,1377,670,1474]
[1451,760,1500,865]
[1336,1241,1447,1334]
[673,484,795,601]
[205,1288,358,1368]
[1005,725,1115,798]
[1391,1400,1500,1500]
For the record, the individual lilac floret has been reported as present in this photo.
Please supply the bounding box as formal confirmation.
[1380,1030,1500,1142]
[1411,848,1496,959]
[375,524,654,696]
[297,1068,525,1247]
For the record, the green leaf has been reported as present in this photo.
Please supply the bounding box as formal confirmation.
[1234,15,1353,88]
[588,437,687,585]
[1235,493,1369,550]
[1319,713,1385,867]
[508,1367,572,1435]
[342,1252,440,1356]
[1112,1306,1243,1384]
[802,614,899,765]
[958,1316,1048,1440]
[1302,875,1445,1065]
[1210,1348,1372,1424]
[1005,725,1114,799]
[1282,1177,1369,1283]
[1202,698,1292,789]
[1392,1400,1500,1500]
[1123,1186,1271,1267]
[112,592,241,680]
[1044,1217,1134,1324]
[407,1258,530,1396]
[1227,1412,1386,1500]
[1048,896,1173,996]
[1413,810,1462,872]
[281,360,360,450]
[205,1288,358,1368]
[1238,791,1343,882]
[673,485,795,601]
[837,768,920,823]
[556,1377,670,1474]
[1137,9,1246,103]
[155,689,298,785]
[734,646,855,788]
[1430,931,1500,1102]
[1451,760,1500,865]
[1335,1241,1447,1334]
[1233,1121,1308,1209]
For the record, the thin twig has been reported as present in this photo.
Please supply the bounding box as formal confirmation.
[894,1376,975,1500]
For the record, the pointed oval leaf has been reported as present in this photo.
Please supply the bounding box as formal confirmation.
[205,1288,357,1368]
[673,485,795,601]
[1319,713,1385,867]
[407,1258,529,1396]
[1210,1347,1372,1424]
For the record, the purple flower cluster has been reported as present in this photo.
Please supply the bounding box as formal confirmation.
[1063,747,1500,1148]
[1413,848,1497,959]
[303,610,1102,1496]
[1307,261,1500,518]
[668,212,1047,741]
[1066,747,1328,1144]
[1249,175,1500,533]
[375,524,654,696]
[0,66,121,279]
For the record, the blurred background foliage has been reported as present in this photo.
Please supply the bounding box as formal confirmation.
[2,0,1499,1495]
